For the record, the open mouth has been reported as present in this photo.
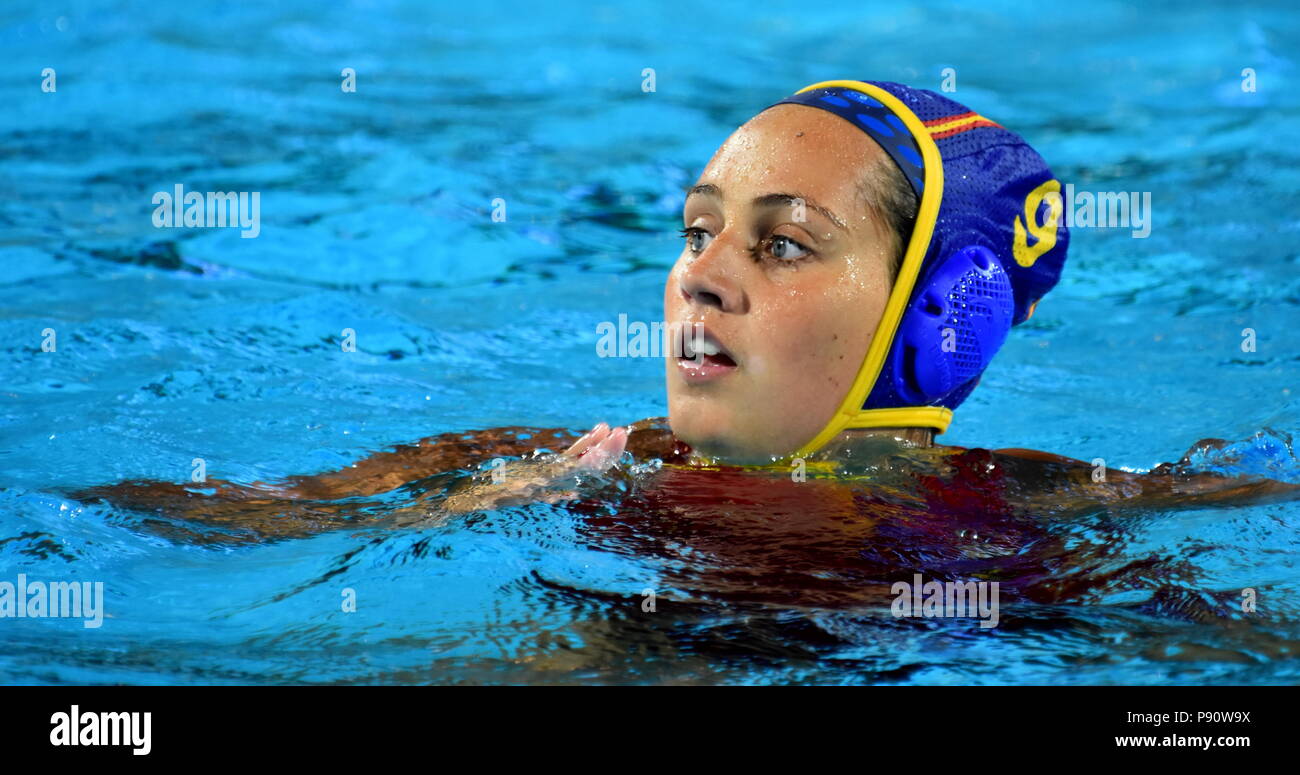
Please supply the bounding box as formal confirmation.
[683,346,736,368]
[676,325,738,380]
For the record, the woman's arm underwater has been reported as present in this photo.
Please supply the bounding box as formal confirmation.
[991,436,1300,515]
[67,420,659,542]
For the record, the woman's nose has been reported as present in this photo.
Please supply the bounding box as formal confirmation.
[677,235,747,314]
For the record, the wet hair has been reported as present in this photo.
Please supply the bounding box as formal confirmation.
[858,156,918,283]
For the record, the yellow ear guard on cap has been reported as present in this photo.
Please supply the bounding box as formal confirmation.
[771,80,948,463]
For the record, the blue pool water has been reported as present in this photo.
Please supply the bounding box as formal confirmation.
[2,1,1299,684]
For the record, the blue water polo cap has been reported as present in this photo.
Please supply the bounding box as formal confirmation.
[761,80,1070,456]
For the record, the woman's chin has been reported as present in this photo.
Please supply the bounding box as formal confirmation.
[669,417,789,464]
[670,417,736,460]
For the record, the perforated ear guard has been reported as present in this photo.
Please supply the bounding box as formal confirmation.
[883,245,1015,405]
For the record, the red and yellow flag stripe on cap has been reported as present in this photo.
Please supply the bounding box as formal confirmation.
[924,111,1001,140]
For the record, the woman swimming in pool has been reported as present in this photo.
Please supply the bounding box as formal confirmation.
[77,79,1298,541]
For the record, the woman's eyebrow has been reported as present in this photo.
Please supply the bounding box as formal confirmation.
[684,184,847,232]
[753,191,847,232]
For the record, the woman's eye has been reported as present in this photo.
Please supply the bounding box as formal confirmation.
[768,234,811,261]
[681,227,713,254]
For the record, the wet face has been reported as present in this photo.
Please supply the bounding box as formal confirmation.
[664,104,899,463]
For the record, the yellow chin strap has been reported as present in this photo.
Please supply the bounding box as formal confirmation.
[784,80,950,462]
